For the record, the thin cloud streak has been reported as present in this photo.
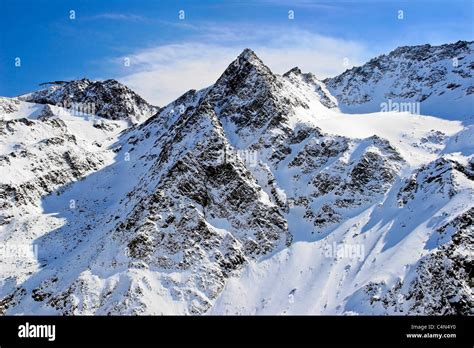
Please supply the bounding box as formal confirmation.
[87,13,148,22]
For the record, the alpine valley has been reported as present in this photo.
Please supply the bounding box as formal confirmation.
[0,41,472,315]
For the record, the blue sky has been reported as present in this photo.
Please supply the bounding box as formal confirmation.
[1,0,473,105]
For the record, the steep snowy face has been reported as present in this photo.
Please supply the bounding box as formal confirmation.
[86,101,291,314]
[210,154,473,315]
[0,44,473,316]
[0,97,129,299]
[352,159,474,315]
[325,41,474,122]
[0,84,291,315]
[201,48,472,315]
[283,67,338,109]
[19,79,158,124]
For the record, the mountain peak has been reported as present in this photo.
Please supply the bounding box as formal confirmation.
[237,48,260,61]
[231,48,268,71]
[1,40,473,316]
[215,48,274,86]
[19,79,158,123]
[283,67,302,77]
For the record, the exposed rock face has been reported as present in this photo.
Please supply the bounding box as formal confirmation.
[19,79,158,124]
[204,49,290,141]
[325,41,474,121]
[96,102,290,314]
[362,207,473,315]
[0,43,473,315]
[356,159,473,315]
[407,209,473,315]
[0,97,21,115]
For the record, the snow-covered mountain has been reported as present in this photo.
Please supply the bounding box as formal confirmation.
[325,40,474,123]
[0,43,472,315]
[19,78,159,124]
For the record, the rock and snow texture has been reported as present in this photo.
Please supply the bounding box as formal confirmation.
[0,42,473,315]
[325,41,474,123]
[19,79,159,124]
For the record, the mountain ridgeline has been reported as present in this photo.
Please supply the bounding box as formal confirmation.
[0,41,472,315]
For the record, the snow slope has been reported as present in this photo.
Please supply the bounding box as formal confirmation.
[0,43,472,315]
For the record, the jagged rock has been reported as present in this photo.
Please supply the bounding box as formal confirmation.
[325,40,474,121]
[20,78,158,123]
[0,43,472,316]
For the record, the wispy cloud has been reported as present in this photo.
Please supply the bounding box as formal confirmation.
[114,25,368,105]
[87,13,147,22]
[259,0,341,10]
